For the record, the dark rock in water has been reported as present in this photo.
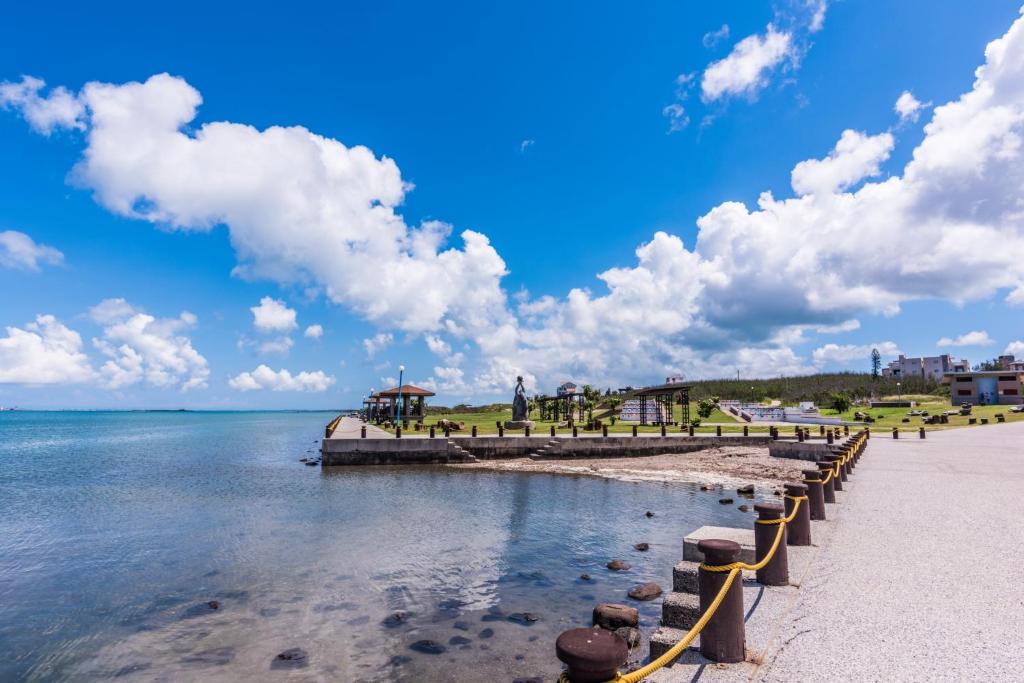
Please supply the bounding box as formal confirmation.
[773,490,783,496]
[270,648,308,669]
[258,607,280,618]
[719,498,734,505]
[593,603,639,630]
[507,612,539,625]
[738,504,751,512]
[481,613,505,622]
[182,647,235,666]
[382,611,411,628]
[615,626,642,648]
[304,461,318,466]
[645,511,655,517]
[409,640,446,655]
[207,600,220,610]
[515,654,526,661]
[453,620,471,631]
[700,484,712,491]
[579,573,592,581]
[627,582,663,601]
[478,628,495,639]
[448,635,472,646]
[736,484,755,494]
[606,560,631,571]
[388,655,411,666]
[634,542,650,552]
[437,598,466,612]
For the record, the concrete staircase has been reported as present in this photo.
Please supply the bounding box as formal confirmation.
[528,439,563,460]
[447,441,477,462]
[649,561,702,659]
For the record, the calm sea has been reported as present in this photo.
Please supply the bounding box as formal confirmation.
[0,411,758,682]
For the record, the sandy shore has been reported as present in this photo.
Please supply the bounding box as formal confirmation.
[448,445,807,491]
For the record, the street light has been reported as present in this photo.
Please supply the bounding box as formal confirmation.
[896,381,901,401]
[395,365,405,423]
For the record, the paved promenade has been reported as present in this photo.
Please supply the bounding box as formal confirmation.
[758,422,1024,681]
[326,416,388,438]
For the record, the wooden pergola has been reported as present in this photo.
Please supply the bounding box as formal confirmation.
[634,383,691,426]
[535,393,586,423]
[374,384,436,424]
[362,395,388,423]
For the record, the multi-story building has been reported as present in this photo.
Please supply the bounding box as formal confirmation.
[943,371,1024,406]
[882,354,970,381]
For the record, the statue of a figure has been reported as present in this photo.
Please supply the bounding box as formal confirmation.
[511,375,528,422]
[505,375,535,430]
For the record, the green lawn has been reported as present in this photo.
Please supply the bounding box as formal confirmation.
[820,399,1024,431]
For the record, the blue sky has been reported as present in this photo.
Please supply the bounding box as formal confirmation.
[2,0,1024,409]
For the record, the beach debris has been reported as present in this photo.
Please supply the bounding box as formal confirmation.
[478,628,495,639]
[270,648,309,669]
[633,542,650,552]
[579,573,592,581]
[719,497,734,505]
[409,640,447,655]
[736,484,755,494]
[206,600,220,610]
[700,484,712,491]
[627,582,663,601]
[606,559,631,571]
[508,612,540,625]
[615,626,642,648]
[645,510,655,517]
[593,603,639,630]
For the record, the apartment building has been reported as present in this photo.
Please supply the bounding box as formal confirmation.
[882,354,970,381]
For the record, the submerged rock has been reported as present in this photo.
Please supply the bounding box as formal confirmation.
[453,620,471,631]
[593,603,639,630]
[507,612,539,625]
[615,626,642,648]
[478,628,494,639]
[634,542,650,552]
[409,640,447,655]
[448,635,472,646]
[736,484,755,494]
[270,648,308,669]
[738,504,751,512]
[382,611,411,628]
[627,582,663,601]
[606,560,631,571]
[645,511,655,518]
[719,498,734,505]
[579,573,592,581]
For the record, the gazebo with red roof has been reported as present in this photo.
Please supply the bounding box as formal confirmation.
[374,384,436,424]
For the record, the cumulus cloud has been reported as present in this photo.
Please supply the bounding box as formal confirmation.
[812,341,900,364]
[936,330,994,347]
[251,297,297,332]
[363,332,393,359]
[0,230,64,271]
[520,139,534,153]
[662,103,689,133]
[895,90,927,123]
[791,129,895,195]
[228,364,335,392]
[89,299,209,390]
[0,76,85,134]
[701,24,794,102]
[807,0,828,33]
[0,315,95,384]
[257,336,294,355]
[1005,340,1024,355]
[304,324,323,339]
[703,24,730,48]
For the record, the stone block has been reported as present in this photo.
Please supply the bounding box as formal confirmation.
[683,526,755,564]
[661,591,700,630]
[672,560,700,594]
[593,603,638,630]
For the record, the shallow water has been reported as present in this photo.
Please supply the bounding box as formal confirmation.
[0,411,765,681]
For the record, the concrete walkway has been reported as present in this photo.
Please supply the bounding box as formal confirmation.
[757,422,1024,681]
[326,416,388,439]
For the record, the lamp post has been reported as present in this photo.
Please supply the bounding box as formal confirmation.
[395,365,405,423]
[368,388,375,422]
[896,381,901,401]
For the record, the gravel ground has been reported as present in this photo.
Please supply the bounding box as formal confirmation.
[757,422,1024,682]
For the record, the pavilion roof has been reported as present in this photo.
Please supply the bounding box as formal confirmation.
[634,382,691,395]
[375,384,436,397]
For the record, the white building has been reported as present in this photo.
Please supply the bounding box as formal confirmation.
[882,354,970,381]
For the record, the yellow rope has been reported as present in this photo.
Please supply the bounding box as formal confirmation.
[698,521,786,573]
[818,468,834,485]
[802,477,822,485]
[755,495,805,525]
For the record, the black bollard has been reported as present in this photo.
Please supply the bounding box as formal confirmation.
[797,429,804,443]
[498,425,504,438]
[360,426,366,438]
[753,503,789,586]
[698,540,746,663]
[802,469,826,520]
[826,430,834,444]
[826,456,844,490]
[525,425,530,437]
[429,426,436,438]
[893,427,899,439]
[573,426,578,438]
[602,424,608,437]
[632,425,638,437]
[843,424,850,436]
[784,483,811,546]
[555,627,628,683]
[661,424,666,437]
[396,426,402,439]
[472,425,478,438]
[817,462,836,504]
[688,424,695,436]
[716,425,722,437]
[919,427,926,439]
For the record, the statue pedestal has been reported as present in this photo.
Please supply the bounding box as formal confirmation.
[503,420,536,430]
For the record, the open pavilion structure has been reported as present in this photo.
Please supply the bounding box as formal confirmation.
[634,382,691,426]
[372,384,436,424]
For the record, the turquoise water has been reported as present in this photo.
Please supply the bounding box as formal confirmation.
[0,411,759,682]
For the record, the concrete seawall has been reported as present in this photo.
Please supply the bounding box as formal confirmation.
[321,434,774,466]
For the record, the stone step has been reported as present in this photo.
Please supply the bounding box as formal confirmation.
[672,561,700,594]
[661,591,700,630]
[683,526,755,565]
[649,626,695,662]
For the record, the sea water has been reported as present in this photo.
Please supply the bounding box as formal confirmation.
[0,411,761,681]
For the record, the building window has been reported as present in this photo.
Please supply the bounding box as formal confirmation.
[957,390,973,396]
[1003,388,1019,395]
[998,376,1016,381]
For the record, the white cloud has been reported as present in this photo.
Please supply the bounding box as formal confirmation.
[701,24,794,102]
[937,330,994,347]
[812,341,900,364]
[0,76,85,135]
[1005,340,1024,356]
[304,324,323,339]
[662,103,689,133]
[0,230,64,271]
[791,129,895,195]
[251,296,297,332]
[90,299,209,390]
[424,334,452,357]
[257,336,293,355]
[229,364,335,392]
[703,24,730,48]
[807,1,828,33]
[520,139,534,153]
[815,319,861,334]
[0,315,95,384]
[363,332,393,359]
[895,90,927,123]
